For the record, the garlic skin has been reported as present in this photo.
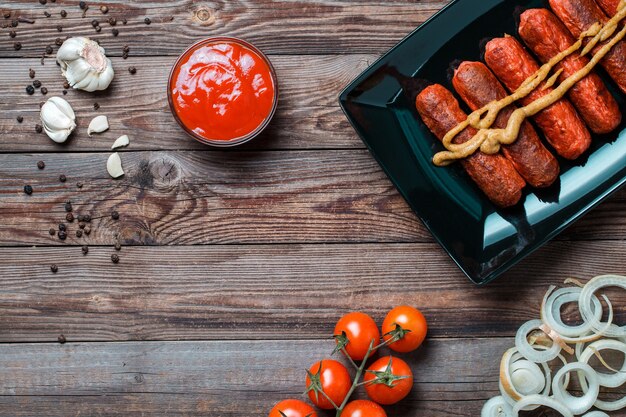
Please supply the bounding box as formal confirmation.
[107,153,124,178]
[40,97,76,143]
[57,37,114,92]
[88,115,109,136]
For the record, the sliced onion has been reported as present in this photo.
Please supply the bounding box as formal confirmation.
[553,362,599,414]
[551,294,615,345]
[579,275,626,337]
[542,286,602,337]
[582,412,610,417]
[593,395,626,412]
[481,396,512,417]
[579,339,626,388]
[511,394,573,417]
[499,348,550,404]
[516,320,561,363]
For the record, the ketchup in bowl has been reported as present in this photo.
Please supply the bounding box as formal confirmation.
[168,37,278,146]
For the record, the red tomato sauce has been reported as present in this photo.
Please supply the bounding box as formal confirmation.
[169,39,276,142]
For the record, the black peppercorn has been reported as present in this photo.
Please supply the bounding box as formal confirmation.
[62,90,67,95]
[128,66,136,74]
[26,85,35,95]
[84,214,91,222]
[3,11,10,19]
[44,11,51,17]
[79,1,87,10]
[41,87,48,95]
[58,334,66,343]
[76,182,83,189]
[45,45,53,54]
[39,101,45,109]
[60,10,67,18]
[109,17,116,25]
[33,79,42,88]
[29,68,35,78]
[95,25,101,32]
[93,102,100,110]
[14,42,22,50]
[111,211,119,220]
[79,222,86,229]
[37,160,45,169]
[63,81,70,89]
[16,115,23,123]
[82,245,88,255]
[100,5,108,14]
[59,174,67,182]
[122,45,130,53]
[91,19,98,27]
[35,124,43,133]
[65,202,72,212]
[76,229,83,238]
[58,231,67,240]
[49,228,56,236]
[114,242,121,251]
[111,254,119,264]
[51,264,58,273]
[9,30,16,38]
[66,212,74,222]
[84,226,91,235]
[39,0,47,4]
[56,25,62,32]
[144,17,151,25]
[11,19,18,27]
[55,37,63,46]
[112,28,119,36]
[23,185,33,195]
[58,223,66,231]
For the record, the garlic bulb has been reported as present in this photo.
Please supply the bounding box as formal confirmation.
[40,97,76,143]
[57,37,114,92]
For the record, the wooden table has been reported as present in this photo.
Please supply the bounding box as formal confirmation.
[0,1,625,416]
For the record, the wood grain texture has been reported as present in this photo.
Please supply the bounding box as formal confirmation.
[0,0,449,57]
[0,339,623,416]
[0,240,624,343]
[0,55,376,151]
[0,151,624,246]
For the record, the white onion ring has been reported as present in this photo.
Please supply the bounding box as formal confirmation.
[511,394,573,417]
[481,396,512,417]
[579,275,626,338]
[582,412,610,417]
[543,287,603,337]
[499,348,551,406]
[553,362,599,414]
[515,320,561,363]
[579,339,626,388]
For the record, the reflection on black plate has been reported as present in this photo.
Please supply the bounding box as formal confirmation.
[339,0,626,285]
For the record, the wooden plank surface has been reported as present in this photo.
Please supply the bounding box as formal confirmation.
[0,0,449,57]
[0,55,376,151]
[0,240,624,343]
[0,151,624,246]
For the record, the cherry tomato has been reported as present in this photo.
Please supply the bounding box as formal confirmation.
[364,356,413,405]
[342,400,387,417]
[269,399,317,417]
[305,359,351,410]
[382,305,427,353]
[334,312,381,361]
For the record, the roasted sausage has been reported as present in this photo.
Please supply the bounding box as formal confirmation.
[595,0,620,17]
[452,61,560,188]
[549,0,626,94]
[415,84,526,208]
[519,9,622,134]
[484,36,592,160]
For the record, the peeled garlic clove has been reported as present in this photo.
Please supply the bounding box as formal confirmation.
[40,96,76,143]
[88,115,109,136]
[57,37,114,92]
[107,153,124,178]
[111,135,130,149]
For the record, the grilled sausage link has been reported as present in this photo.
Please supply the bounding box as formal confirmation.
[452,61,560,188]
[549,0,626,94]
[484,36,592,160]
[519,8,622,134]
[415,84,526,208]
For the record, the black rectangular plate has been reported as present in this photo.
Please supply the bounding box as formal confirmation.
[339,0,626,285]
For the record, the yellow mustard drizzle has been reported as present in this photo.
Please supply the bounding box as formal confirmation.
[433,3,626,167]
